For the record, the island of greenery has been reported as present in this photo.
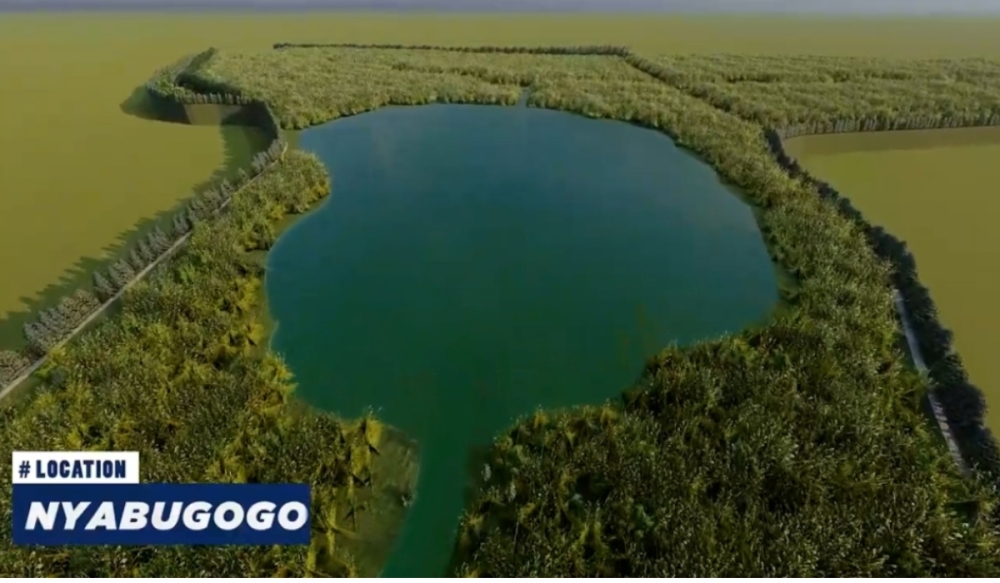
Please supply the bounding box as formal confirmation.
[1,44,999,577]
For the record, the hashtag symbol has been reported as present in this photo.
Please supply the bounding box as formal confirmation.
[18,460,30,479]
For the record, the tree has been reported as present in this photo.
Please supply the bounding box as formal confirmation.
[128,248,147,272]
[173,213,190,238]
[38,308,67,339]
[202,188,222,209]
[23,321,56,356]
[108,260,135,290]
[149,227,171,254]
[93,271,115,302]
[136,239,156,264]
[0,349,30,385]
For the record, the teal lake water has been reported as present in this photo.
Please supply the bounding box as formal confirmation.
[265,104,779,577]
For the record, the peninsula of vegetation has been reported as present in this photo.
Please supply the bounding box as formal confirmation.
[2,42,1000,577]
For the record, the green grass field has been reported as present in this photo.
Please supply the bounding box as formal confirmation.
[3,11,1000,352]
[785,127,1000,435]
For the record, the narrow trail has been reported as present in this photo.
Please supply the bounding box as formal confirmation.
[892,288,969,475]
[0,143,287,403]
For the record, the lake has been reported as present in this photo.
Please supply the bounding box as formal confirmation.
[265,104,778,577]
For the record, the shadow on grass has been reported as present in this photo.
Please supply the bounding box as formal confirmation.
[0,85,271,354]
[119,85,189,124]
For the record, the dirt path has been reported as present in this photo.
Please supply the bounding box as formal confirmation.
[893,288,968,475]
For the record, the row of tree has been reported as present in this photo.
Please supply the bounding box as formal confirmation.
[774,113,1000,139]
[273,42,631,56]
[0,134,285,392]
[143,48,218,105]
[645,53,1000,85]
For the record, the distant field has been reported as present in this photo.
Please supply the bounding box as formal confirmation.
[785,127,1000,435]
[3,12,1000,351]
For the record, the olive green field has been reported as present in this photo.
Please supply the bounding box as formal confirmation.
[785,127,1000,433]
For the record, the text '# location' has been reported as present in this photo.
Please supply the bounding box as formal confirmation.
[12,451,140,484]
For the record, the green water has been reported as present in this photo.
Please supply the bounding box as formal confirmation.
[265,104,778,577]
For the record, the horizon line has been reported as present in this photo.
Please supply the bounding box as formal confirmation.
[4,7,1000,15]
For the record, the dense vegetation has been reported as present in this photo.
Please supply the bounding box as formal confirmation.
[183,45,658,129]
[625,53,1000,490]
[0,148,415,576]
[631,54,1000,136]
[0,129,283,389]
[5,44,1000,576]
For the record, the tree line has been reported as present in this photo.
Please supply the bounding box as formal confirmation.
[0,105,285,389]
[0,148,398,576]
[636,53,1000,86]
[273,42,631,56]
[765,130,1000,492]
